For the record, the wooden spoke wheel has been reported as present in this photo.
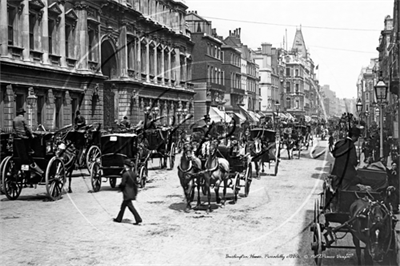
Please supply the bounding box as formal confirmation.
[232,173,240,203]
[244,163,252,197]
[138,165,148,188]
[2,156,23,200]
[86,145,101,173]
[168,143,176,170]
[90,162,102,192]
[109,177,117,188]
[45,157,66,201]
[0,157,8,194]
[311,222,323,266]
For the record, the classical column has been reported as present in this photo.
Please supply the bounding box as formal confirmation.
[46,89,55,130]
[183,56,187,85]
[168,49,172,86]
[0,0,9,57]
[161,47,165,85]
[41,0,50,64]
[146,41,150,82]
[59,0,66,67]
[154,45,157,82]
[21,0,30,61]
[119,23,128,78]
[175,49,181,86]
[75,2,88,70]
[136,37,141,79]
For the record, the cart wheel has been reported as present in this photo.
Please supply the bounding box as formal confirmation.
[90,162,102,192]
[2,156,23,200]
[310,221,323,266]
[86,145,101,173]
[109,177,117,188]
[0,157,8,194]
[138,165,148,188]
[244,163,252,197]
[45,157,66,201]
[232,173,240,203]
[168,143,176,170]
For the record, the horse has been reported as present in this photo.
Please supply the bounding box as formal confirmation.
[202,139,230,213]
[177,142,202,212]
[349,197,394,265]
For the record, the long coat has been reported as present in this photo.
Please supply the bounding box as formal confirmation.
[119,170,138,201]
[331,138,358,189]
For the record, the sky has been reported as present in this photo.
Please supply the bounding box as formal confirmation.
[184,0,395,99]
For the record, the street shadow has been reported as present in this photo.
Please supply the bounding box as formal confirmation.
[1,193,55,202]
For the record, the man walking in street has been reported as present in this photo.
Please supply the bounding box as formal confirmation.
[114,159,142,225]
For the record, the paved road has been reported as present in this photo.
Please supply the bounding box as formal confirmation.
[0,139,397,266]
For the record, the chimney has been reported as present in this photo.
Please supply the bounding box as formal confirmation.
[261,43,271,54]
[238,28,241,38]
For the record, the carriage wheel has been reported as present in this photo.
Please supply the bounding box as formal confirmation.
[244,163,252,197]
[45,157,66,201]
[168,143,176,170]
[86,145,101,173]
[90,162,102,192]
[0,157,8,194]
[311,222,323,266]
[138,165,148,188]
[2,156,23,200]
[109,177,117,188]
[232,173,240,203]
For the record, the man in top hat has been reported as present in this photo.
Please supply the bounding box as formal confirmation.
[120,116,131,129]
[74,110,86,130]
[330,126,361,190]
[114,159,142,225]
[13,108,33,140]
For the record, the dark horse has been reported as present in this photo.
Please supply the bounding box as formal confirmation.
[177,142,202,212]
[349,197,396,265]
[248,137,276,177]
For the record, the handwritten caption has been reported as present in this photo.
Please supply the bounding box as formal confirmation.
[225,253,354,260]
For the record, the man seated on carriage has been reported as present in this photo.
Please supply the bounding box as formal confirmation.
[74,111,86,130]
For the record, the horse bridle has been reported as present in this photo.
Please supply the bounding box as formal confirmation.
[366,201,392,254]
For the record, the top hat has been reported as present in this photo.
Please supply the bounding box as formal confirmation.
[17,108,26,115]
[349,127,361,138]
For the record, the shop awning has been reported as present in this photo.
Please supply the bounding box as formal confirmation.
[233,112,246,123]
[209,107,232,123]
[238,106,257,124]
[248,111,260,123]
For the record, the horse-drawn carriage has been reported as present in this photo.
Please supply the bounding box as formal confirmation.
[1,131,66,200]
[311,166,398,265]
[143,126,176,170]
[248,127,280,177]
[90,132,149,192]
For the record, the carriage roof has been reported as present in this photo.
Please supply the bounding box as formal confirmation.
[250,128,276,140]
[100,133,138,157]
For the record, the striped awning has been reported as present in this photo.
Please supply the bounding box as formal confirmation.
[209,107,232,123]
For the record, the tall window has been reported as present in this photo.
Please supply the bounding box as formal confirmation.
[71,98,77,122]
[286,67,291,77]
[141,43,146,73]
[37,96,45,125]
[8,7,16,45]
[65,24,71,58]
[16,94,25,111]
[286,97,291,109]
[88,29,94,61]
[295,69,299,77]
[55,97,62,129]
[29,14,36,50]
[286,82,290,94]
[295,84,299,94]
[295,99,299,109]
[149,46,155,76]
[48,19,55,54]
[157,49,162,76]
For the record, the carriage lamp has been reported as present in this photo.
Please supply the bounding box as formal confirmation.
[356,98,363,114]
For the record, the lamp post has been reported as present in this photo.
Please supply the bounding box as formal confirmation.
[275,100,280,133]
[374,77,388,160]
[356,98,363,124]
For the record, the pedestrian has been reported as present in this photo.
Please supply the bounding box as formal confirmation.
[74,110,86,130]
[330,127,361,190]
[114,159,142,225]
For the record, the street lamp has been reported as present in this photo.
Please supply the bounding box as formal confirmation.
[374,77,388,160]
[356,98,363,126]
[275,100,280,133]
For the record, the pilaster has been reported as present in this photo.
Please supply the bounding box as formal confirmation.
[120,24,128,78]
[0,0,9,57]
[42,0,50,64]
[75,1,88,70]
[59,0,66,67]
[22,0,30,61]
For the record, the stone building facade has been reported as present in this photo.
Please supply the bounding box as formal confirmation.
[0,0,194,131]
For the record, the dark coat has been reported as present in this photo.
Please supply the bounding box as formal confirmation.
[13,115,32,139]
[331,138,358,189]
[119,170,138,201]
